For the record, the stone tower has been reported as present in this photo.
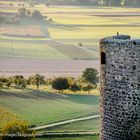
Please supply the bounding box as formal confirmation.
[100,35,140,140]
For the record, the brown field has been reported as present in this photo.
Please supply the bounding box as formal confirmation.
[0,58,99,78]
[1,25,45,37]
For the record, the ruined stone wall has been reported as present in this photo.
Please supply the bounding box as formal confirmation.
[100,35,140,140]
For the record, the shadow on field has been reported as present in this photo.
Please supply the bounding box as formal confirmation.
[0,88,66,100]
[0,88,99,106]
[66,94,99,105]
[0,89,35,99]
[49,22,81,31]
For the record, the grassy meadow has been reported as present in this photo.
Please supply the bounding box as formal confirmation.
[1,5,140,60]
[0,88,99,126]
[0,2,140,139]
[35,135,99,140]
[45,117,100,132]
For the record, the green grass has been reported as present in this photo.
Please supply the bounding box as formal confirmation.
[45,118,99,132]
[1,6,140,60]
[0,88,99,125]
[0,42,69,59]
[35,135,99,140]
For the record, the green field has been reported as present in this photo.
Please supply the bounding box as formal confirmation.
[35,135,99,140]
[0,42,69,59]
[0,88,99,126]
[1,5,140,60]
[0,3,140,139]
[45,118,99,132]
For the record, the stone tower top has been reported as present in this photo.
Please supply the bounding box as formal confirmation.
[100,35,131,42]
[100,35,140,52]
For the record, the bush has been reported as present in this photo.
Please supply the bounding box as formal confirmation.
[0,82,3,88]
[70,83,81,93]
[82,84,94,94]
[78,42,83,46]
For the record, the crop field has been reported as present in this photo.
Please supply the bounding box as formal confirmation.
[1,25,45,37]
[0,58,99,78]
[0,42,68,59]
[0,3,140,139]
[0,5,140,77]
[0,88,99,125]
[1,5,140,61]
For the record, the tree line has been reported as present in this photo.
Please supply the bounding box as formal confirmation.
[3,0,140,7]
[30,0,140,7]
[0,68,99,94]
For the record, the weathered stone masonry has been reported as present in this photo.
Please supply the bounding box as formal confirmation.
[100,35,140,140]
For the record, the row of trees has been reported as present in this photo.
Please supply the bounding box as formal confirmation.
[31,0,140,7]
[3,0,140,7]
[18,8,43,18]
[0,68,99,93]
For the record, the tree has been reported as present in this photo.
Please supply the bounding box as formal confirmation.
[52,77,69,92]
[0,82,3,88]
[28,74,45,89]
[70,83,81,93]
[82,68,99,85]
[0,77,11,88]
[67,77,75,86]
[32,10,42,19]
[26,10,31,16]
[0,15,5,25]
[82,83,95,94]
[6,77,13,88]
[13,75,26,89]
[18,8,27,17]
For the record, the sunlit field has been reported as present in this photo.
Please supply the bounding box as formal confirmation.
[0,2,140,140]
[0,88,99,125]
[1,5,140,60]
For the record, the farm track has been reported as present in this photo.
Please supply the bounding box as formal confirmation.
[30,115,100,130]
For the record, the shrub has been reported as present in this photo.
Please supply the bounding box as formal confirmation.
[28,74,45,89]
[0,82,3,88]
[70,83,81,93]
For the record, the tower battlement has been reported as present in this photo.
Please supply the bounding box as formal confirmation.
[100,35,140,140]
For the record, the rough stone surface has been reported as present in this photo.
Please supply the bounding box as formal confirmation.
[100,35,140,140]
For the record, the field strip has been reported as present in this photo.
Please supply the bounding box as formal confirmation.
[30,115,100,130]
[37,131,99,136]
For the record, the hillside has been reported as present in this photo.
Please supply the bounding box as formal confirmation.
[0,88,99,126]
[0,107,27,132]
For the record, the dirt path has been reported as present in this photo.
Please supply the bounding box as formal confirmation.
[30,115,100,130]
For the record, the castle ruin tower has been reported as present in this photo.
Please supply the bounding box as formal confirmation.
[100,35,140,140]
